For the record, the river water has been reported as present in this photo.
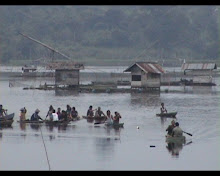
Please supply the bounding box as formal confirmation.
[0,68,220,170]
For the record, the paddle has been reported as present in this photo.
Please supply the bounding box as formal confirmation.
[183,131,193,136]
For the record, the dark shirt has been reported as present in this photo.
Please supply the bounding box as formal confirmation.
[60,112,68,121]
[87,109,94,117]
[71,110,78,118]
[31,113,43,121]
[166,125,175,135]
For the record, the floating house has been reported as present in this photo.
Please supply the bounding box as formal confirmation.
[124,62,165,90]
[46,61,84,87]
[181,62,217,85]
[21,65,37,76]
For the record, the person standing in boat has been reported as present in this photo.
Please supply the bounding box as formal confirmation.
[57,107,62,120]
[70,107,78,119]
[113,111,122,125]
[105,110,113,125]
[166,120,176,136]
[31,109,43,121]
[87,105,95,117]
[171,122,183,137]
[66,105,72,119]
[0,105,7,117]
[160,102,167,114]
[95,107,105,117]
[46,105,54,120]
[19,108,26,121]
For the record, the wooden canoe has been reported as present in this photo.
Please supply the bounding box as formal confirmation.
[0,113,15,120]
[0,120,14,127]
[165,134,186,143]
[82,116,106,121]
[105,122,124,128]
[44,120,71,126]
[17,120,44,124]
[156,112,177,118]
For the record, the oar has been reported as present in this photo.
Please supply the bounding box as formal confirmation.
[183,131,193,136]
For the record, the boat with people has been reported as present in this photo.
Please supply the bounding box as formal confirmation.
[156,111,177,118]
[0,113,15,120]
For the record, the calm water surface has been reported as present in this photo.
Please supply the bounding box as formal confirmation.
[0,74,220,170]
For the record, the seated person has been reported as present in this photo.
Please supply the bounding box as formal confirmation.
[71,107,78,119]
[95,107,105,117]
[30,109,43,121]
[52,109,59,121]
[113,111,121,125]
[87,105,95,117]
[0,104,7,117]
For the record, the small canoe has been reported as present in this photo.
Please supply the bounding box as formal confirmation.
[0,113,15,120]
[156,112,177,118]
[82,116,106,121]
[17,120,44,124]
[44,120,71,126]
[105,122,124,128]
[165,134,186,143]
[0,120,14,127]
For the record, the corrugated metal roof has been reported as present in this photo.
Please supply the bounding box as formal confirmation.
[46,62,84,70]
[124,62,165,74]
[181,63,217,70]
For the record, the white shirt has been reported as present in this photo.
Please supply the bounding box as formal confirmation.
[52,113,59,121]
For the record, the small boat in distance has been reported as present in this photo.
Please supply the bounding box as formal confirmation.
[0,113,15,121]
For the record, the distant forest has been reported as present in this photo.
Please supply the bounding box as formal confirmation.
[0,5,219,66]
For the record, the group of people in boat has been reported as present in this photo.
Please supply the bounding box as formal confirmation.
[17,104,122,125]
[86,105,122,125]
[166,120,183,137]
[160,102,184,137]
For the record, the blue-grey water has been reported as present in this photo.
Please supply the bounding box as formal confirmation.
[0,67,220,170]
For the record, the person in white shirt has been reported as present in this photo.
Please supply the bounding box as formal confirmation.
[52,109,59,121]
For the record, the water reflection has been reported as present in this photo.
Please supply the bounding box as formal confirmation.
[130,92,160,107]
[95,127,121,161]
[166,140,192,158]
[55,89,79,96]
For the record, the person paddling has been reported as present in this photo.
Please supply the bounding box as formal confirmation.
[171,122,183,137]
[166,120,176,136]
[30,109,43,121]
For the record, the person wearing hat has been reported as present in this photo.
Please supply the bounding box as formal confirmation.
[19,108,26,121]
[166,120,176,136]
[30,109,43,121]
[171,122,183,137]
